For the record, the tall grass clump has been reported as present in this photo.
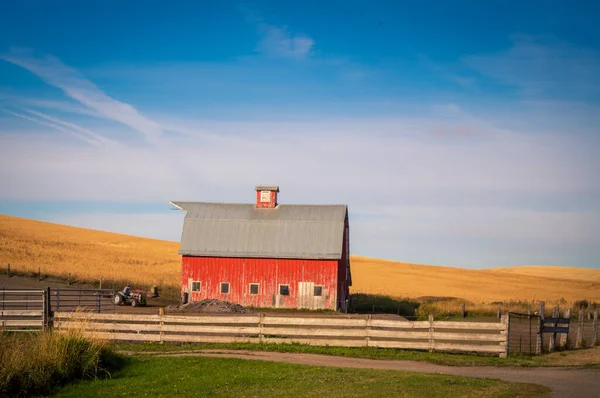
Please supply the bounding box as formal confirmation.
[0,329,121,397]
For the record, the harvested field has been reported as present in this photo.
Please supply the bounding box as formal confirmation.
[1,214,599,308]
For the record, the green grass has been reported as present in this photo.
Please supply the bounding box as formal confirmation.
[52,355,548,398]
[0,331,122,397]
[117,342,546,367]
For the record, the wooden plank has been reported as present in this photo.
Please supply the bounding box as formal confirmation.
[368,340,431,350]
[368,320,430,329]
[433,321,505,330]
[0,310,44,317]
[434,342,504,353]
[263,337,366,347]
[367,330,430,339]
[56,322,261,335]
[162,335,260,344]
[544,318,570,324]
[84,332,161,342]
[1,320,44,327]
[261,327,366,338]
[163,315,260,325]
[0,299,44,304]
[54,312,260,324]
[262,317,366,327]
[432,332,506,342]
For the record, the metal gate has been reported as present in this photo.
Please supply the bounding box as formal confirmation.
[0,288,46,331]
[508,312,542,355]
[49,288,115,313]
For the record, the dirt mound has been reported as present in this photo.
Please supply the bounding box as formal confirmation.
[165,299,247,314]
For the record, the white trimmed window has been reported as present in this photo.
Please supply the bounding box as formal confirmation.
[314,286,323,297]
[279,284,290,296]
[191,281,201,292]
[220,282,230,294]
[249,283,259,295]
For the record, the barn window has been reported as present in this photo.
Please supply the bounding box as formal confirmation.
[314,286,323,297]
[279,284,290,296]
[191,281,201,292]
[220,282,230,294]
[249,283,259,295]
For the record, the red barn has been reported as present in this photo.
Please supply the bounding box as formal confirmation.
[170,185,351,311]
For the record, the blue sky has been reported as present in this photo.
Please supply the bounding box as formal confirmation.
[1,1,599,268]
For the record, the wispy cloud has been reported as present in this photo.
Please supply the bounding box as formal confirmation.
[2,109,103,146]
[464,36,600,99]
[26,109,118,147]
[257,24,315,59]
[1,48,164,143]
[242,9,314,59]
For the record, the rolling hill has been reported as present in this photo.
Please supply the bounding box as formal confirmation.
[1,214,599,304]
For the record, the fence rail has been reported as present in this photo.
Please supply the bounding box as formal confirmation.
[54,312,509,356]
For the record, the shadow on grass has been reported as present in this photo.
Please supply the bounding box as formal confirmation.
[349,293,419,318]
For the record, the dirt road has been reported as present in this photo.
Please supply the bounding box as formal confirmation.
[127,349,599,398]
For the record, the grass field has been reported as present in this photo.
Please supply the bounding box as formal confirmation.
[1,214,599,310]
[52,355,548,398]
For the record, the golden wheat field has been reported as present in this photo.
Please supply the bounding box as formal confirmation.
[1,214,599,305]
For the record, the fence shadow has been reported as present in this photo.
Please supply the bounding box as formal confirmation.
[348,293,419,318]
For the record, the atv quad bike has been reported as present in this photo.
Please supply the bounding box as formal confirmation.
[113,290,147,307]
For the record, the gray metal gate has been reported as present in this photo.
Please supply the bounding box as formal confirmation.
[0,288,46,331]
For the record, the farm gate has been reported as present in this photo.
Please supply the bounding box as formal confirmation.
[0,288,116,332]
[0,288,46,331]
[507,312,541,355]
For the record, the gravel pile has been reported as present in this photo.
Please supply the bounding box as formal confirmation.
[165,299,247,314]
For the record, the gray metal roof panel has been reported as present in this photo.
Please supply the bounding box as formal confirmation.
[171,202,347,259]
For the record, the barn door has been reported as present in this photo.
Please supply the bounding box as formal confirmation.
[298,282,314,309]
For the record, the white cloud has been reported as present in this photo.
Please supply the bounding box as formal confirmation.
[1,48,163,143]
[257,24,314,59]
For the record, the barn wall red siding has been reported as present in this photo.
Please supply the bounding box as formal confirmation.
[181,257,339,309]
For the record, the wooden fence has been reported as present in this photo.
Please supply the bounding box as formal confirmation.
[54,312,509,357]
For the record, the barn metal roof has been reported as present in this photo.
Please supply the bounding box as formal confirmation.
[170,202,347,260]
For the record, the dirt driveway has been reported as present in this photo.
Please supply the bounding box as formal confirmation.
[128,349,599,398]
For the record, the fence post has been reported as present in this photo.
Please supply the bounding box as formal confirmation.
[559,308,570,349]
[99,276,103,290]
[159,308,165,343]
[527,303,531,315]
[461,303,466,318]
[497,303,501,319]
[7,263,10,277]
[428,314,435,352]
[549,306,558,352]
[537,301,545,354]
[38,267,41,281]
[259,312,264,343]
[365,314,372,347]
[576,308,584,348]
[587,305,591,321]
[500,314,509,358]
[67,273,71,286]
[45,287,52,329]
[593,310,598,346]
